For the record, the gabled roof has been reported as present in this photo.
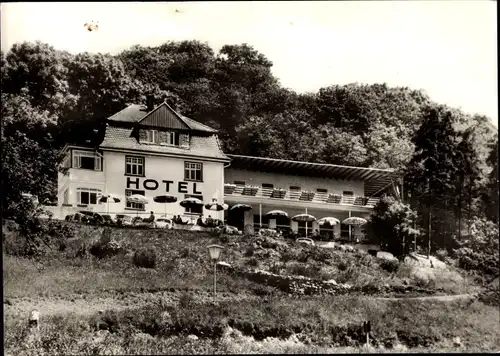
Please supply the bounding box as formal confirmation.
[106,102,217,133]
[100,126,229,161]
[135,102,191,130]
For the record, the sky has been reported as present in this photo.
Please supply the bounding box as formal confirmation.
[1,1,498,127]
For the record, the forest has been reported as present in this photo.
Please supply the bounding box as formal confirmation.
[1,40,498,263]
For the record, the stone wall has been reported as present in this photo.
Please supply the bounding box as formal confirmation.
[217,263,437,296]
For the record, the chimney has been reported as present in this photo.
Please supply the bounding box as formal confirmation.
[146,95,154,111]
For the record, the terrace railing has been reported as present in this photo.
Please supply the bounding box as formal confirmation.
[224,183,379,207]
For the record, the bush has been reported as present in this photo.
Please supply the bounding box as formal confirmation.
[133,248,157,268]
[380,259,399,273]
[435,249,448,262]
[453,218,499,276]
[246,257,259,267]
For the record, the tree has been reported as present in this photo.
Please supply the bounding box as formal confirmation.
[62,52,142,145]
[365,195,420,257]
[1,94,64,217]
[406,105,463,255]
[483,140,499,224]
[2,41,78,118]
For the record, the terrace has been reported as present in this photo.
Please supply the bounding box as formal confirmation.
[224,182,379,208]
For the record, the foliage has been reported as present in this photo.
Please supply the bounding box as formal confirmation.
[365,196,420,257]
[133,248,158,269]
[1,39,497,274]
[453,217,499,276]
[379,259,399,273]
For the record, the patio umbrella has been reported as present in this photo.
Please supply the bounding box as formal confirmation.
[179,197,204,208]
[127,194,149,216]
[98,194,121,214]
[342,217,367,226]
[153,195,177,217]
[317,217,340,226]
[230,204,253,212]
[342,217,367,242]
[204,198,229,211]
[292,213,317,237]
[317,217,340,239]
[266,210,288,218]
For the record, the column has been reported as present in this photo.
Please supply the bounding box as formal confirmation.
[243,210,254,234]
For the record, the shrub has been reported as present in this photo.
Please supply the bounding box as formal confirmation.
[286,262,321,278]
[244,246,254,257]
[178,292,195,309]
[219,234,229,244]
[133,248,157,268]
[453,218,499,276]
[380,259,399,273]
[246,257,259,267]
[435,248,448,262]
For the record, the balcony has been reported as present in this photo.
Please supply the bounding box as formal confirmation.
[224,183,379,208]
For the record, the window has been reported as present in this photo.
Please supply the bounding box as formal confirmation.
[145,130,159,144]
[63,189,69,204]
[73,150,101,171]
[234,181,246,185]
[125,189,145,210]
[184,162,203,181]
[77,188,102,205]
[166,131,180,146]
[290,186,301,191]
[184,194,203,215]
[317,188,328,193]
[125,156,145,176]
[262,183,274,189]
[343,191,354,196]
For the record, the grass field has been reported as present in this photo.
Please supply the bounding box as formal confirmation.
[3,223,499,354]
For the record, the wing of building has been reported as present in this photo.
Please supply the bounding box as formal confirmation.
[55,101,402,239]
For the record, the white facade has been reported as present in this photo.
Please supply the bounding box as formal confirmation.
[56,148,226,220]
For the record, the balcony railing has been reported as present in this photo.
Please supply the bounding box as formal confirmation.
[224,183,379,207]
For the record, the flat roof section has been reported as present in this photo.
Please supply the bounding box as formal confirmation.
[226,154,402,197]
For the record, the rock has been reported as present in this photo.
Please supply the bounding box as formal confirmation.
[217,261,232,268]
[187,334,199,340]
[453,336,462,347]
[377,251,397,261]
[4,299,12,306]
[393,342,407,351]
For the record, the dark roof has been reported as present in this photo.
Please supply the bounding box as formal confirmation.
[107,103,217,133]
[226,154,402,197]
[100,126,229,161]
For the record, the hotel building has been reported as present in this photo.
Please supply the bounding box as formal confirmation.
[55,101,401,237]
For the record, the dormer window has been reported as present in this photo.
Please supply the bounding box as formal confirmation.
[166,131,180,146]
[145,130,159,144]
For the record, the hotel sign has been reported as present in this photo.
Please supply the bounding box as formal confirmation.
[126,177,202,194]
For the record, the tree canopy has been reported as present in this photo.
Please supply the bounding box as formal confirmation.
[1,40,498,253]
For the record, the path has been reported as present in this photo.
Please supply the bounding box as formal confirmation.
[373,293,477,302]
[4,290,259,318]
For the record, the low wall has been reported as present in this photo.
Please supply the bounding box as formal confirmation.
[217,263,437,296]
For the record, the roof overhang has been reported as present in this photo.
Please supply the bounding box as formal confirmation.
[100,146,231,164]
[226,154,402,197]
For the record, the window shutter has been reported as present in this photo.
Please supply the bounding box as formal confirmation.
[180,133,189,148]
[159,131,168,144]
[73,155,80,168]
[139,130,147,143]
[94,156,101,171]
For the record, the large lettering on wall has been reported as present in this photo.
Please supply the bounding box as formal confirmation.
[126,177,202,194]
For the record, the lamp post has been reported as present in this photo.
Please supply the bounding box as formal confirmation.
[207,244,223,304]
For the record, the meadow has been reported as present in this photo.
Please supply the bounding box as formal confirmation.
[3,223,499,354]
